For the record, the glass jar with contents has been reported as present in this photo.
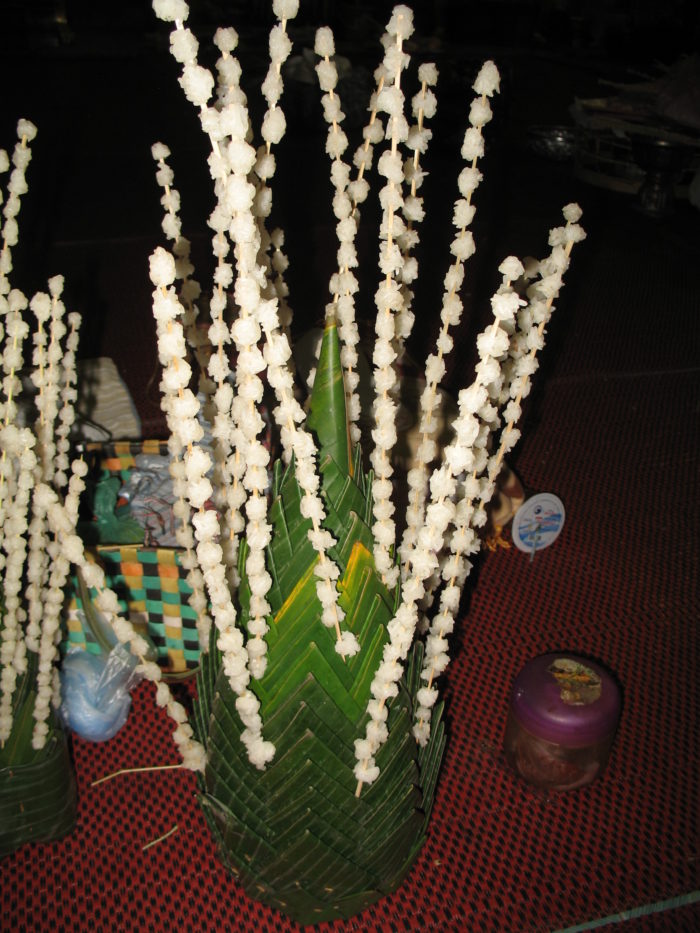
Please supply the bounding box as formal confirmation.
[504,653,621,791]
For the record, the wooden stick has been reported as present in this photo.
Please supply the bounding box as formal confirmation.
[142,824,179,851]
[91,763,184,787]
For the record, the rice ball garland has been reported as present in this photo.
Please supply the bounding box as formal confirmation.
[142,3,588,794]
[400,67,498,576]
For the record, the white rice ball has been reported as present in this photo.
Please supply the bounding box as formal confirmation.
[418,62,438,86]
[336,631,360,657]
[149,247,177,287]
[473,60,500,97]
[469,97,493,127]
[321,93,343,125]
[461,126,484,162]
[269,24,292,64]
[262,68,283,107]
[179,63,214,107]
[376,85,404,118]
[255,148,275,180]
[563,202,583,223]
[497,256,523,282]
[214,26,238,53]
[151,142,171,163]
[273,0,299,19]
[16,118,37,141]
[450,231,476,262]
[314,26,335,57]
[261,107,286,145]
[326,126,348,159]
[387,4,414,39]
[218,101,249,139]
[170,27,198,63]
[354,760,379,785]
[457,166,482,197]
[153,0,189,23]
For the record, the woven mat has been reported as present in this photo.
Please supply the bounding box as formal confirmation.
[3,370,698,931]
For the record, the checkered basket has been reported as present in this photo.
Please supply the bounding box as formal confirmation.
[63,441,201,675]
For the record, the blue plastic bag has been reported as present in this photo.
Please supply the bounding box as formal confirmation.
[60,643,142,742]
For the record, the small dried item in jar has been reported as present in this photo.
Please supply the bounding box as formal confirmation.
[504,653,621,791]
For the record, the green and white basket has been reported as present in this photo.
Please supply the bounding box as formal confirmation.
[63,441,199,675]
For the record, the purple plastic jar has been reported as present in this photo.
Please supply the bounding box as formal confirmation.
[504,653,621,791]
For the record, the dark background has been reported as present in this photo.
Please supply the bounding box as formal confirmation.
[1,0,699,434]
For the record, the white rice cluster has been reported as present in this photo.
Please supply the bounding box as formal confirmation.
[209,93,277,679]
[154,137,234,580]
[155,23,237,423]
[267,226,293,337]
[52,311,81,487]
[259,308,360,661]
[150,253,252,685]
[156,12,254,603]
[360,246,565,768]
[354,458,459,785]
[0,427,36,743]
[254,5,296,326]
[20,282,78,661]
[151,142,206,385]
[400,62,499,574]
[319,38,397,445]
[392,61,438,353]
[43,470,207,770]
[215,25,356,664]
[24,456,52,654]
[412,521,481,741]
[0,292,33,700]
[0,147,9,293]
[0,120,37,292]
[29,277,69,487]
[204,126,250,591]
[159,3,348,696]
[149,145,214,647]
[409,276,523,742]
[150,249,275,769]
[351,66,385,197]
[313,26,364,444]
[261,12,294,153]
[0,289,29,447]
[213,26,245,109]
[0,121,166,754]
[490,205,586,479]
[159,0,360,674]
[411,216,586,745]
[478,259,528,431]
[0,250,94,750]
[367,9,414,596]
[352,7,417,788]
[30,465,86,747]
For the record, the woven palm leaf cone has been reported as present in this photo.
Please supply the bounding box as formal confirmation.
[194,320,445,924]
[0,652,77,857]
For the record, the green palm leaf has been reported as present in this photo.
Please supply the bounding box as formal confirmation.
[0,657,77,858]
[194,321,444,923]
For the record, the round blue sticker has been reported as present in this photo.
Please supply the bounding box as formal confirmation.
[512,493,565,554]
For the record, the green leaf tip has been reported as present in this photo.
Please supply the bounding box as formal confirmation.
[307,320,352,477]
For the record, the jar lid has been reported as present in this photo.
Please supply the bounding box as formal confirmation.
[510,653,621,746]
